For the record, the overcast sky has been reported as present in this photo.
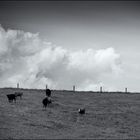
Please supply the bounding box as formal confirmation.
[0,1,140,92]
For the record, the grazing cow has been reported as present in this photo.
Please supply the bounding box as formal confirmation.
[78,108,85,114]
[15,92,23,99]
[6,94,16,103]
[42,97,52,108]
[46,88,51,97]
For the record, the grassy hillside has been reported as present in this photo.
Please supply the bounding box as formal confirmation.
[0,88,140,139]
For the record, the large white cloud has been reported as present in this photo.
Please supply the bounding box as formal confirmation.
[0,25,123,91]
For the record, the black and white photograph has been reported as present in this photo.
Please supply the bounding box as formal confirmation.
[0,0,140,139]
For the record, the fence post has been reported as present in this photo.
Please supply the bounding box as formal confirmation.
[73,85,75,92]
[100,86,102,93]
[17,83,19,88]
[125,88,127,93]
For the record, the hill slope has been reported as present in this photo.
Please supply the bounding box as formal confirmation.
[0,88,140,139]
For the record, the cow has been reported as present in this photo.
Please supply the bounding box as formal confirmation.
[78,108,85,114]
[6,94,16,103]
[46,88,51,97]
[14,92,23,99]
[42,97,52,108]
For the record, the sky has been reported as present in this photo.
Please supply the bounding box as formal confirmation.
[0,1,140,92]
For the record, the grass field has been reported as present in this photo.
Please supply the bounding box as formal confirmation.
[0,88,140,139]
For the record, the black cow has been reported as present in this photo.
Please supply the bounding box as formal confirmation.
[78,108,85,114]
[46,88,51,97]
[6,94,16,103]
[15,92,23,99]
[42,97,52,108]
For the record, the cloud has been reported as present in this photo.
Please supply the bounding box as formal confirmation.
[0,25,123,90]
